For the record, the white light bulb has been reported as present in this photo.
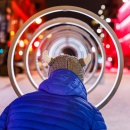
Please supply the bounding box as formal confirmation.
[101,5,105,10]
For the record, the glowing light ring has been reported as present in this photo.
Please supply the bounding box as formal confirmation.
[39,27,97,81]
[40,29,93,77]
[26,18,98,88]
[24,17,104,93]
[8,6,124,110]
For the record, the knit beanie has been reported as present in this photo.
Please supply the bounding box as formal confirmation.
[48,55,86,81]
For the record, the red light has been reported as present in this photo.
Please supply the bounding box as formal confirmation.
[7,41,11,47]
[119,2,130,13]
[120,15,130,28]
[118,1,130,22]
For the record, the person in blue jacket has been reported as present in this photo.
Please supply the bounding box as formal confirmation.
[0,50,107,130]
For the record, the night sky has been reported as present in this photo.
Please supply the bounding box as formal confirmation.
[45,0,108,32]
[46,0,108,14]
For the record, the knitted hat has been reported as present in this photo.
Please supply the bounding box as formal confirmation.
[42,50,91,81]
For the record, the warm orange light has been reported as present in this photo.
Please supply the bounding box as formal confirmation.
[39,35,44,39]
[12,20,18,24]
[6,7,12,14]
[24,39,29,44]
[10,31,15,36]
[47,34,52,38]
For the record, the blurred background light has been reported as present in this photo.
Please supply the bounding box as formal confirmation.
[19,40,24,47]
[98,10,103,15]
[0,49,4,54]
[101,5,105,10]
[34,41,40,47]
[19,50,23,56]
[35,18,42,24]
[106,18,111,23]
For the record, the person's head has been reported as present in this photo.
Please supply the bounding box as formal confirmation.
[42,50,91,81]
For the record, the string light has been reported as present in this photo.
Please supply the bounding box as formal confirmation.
[106,18,111,23]
[98,10,103,15]
[106,44,110,48]
[100,15,104,19]
[101,5,105,10]
[19,40,24,47]
[34,41,40,47]
[107,57,112,62]
[19,51,23,56]
[35,18,42,24]
[97,28,102,33]
[100,33,105,38]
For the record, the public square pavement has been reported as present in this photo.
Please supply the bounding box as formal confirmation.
[0,71,130,130]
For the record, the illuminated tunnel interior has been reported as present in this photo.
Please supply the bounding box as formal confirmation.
[62,47,77,56]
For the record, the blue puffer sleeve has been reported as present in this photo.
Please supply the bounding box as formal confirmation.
[0,105,10,130]
[91,109,107,130]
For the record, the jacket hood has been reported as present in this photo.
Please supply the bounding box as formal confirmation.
[39,69,87,100]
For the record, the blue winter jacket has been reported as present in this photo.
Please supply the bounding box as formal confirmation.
[0,69,107,130]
